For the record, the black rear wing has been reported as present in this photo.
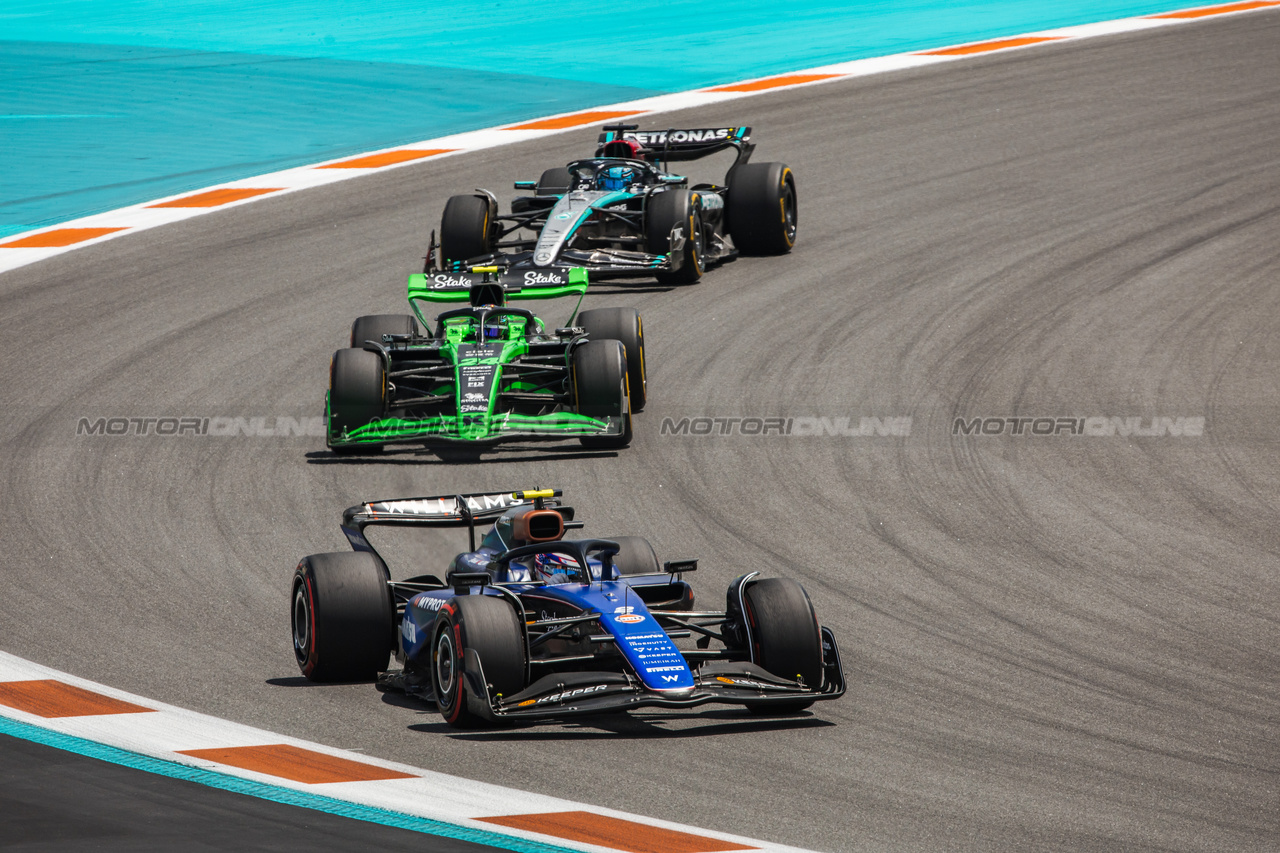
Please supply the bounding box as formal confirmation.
[341,488,573,553]
[597,124,755,166]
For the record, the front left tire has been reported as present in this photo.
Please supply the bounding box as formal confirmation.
[431,595,527,728]
[328,347,386,455]
[572,339,632,449]
[646,189,704,285]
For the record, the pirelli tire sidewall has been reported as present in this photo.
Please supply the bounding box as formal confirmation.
[291,552,394,682]
[431,595,527,728]
[646,189,704,284]
[727,162,797,255]
[572,339,633,449]
[743,577,823,712]
[440,193,494,265]
[576,307,646,412]
[328,347,386,453]
[350,314,419,348]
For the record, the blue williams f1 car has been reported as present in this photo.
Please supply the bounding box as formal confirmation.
[290,489,845,726]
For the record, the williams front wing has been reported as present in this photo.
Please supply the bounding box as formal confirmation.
[460,627,846,722]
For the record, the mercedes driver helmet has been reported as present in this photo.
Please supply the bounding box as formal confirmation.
[597,165,636,192]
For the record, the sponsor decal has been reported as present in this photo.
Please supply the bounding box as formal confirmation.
[463,392,485,402]
[516,684,608,707]
[647,666,685,673]
[429,273,474,289]
[367,492,525,517]
[624,128,735,145]
[715,676,788,690]
[661,675,681,683]
[612,605,635,614]
[615,614,644,624]
[523,271,566,285]
[401,620,417,644]
[412,595,446,612]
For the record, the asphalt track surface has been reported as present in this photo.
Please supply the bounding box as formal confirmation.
[1,12,1278,852]
[0,733,495,852]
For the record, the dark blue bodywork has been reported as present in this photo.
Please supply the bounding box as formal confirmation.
[337,489,844,722]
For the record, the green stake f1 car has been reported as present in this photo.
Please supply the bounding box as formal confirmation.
[326,267,644,454]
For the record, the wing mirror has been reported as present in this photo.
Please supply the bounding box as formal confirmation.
[658,175,687,185]
[514,180,536,190]
[664,559,697,574]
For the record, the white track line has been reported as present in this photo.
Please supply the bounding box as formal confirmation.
[1,0,1275,275]
[0,651,811,852]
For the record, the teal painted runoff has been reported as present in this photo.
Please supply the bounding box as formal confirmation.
[0,1,1218,238]
[0,714,575,852]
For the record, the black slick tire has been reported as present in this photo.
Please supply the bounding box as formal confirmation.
[329,347,386,455]
[440,194,493,265]
[431,595,526,728]
[350,314,419,348]
[611,536,661,576]
[743,577,823,712]
[572,339,631,449]
[576,307,646,411]
[536,167,573,195]
[291,552,394,682]
[646,189,704,284]
[727,162,797,255]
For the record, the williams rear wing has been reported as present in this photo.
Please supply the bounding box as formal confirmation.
[341,489,573,553]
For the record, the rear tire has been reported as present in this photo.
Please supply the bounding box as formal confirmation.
[612,536,660,577]
[572,339,632,449]
[536,167,573,195]
[431,596,526,728]
[743,577,822,712]
[350,314,419,348]
[646,190,704,285]
[727,162,797,255]
[577,307,646,411]
[329,348,386,455]
[440,194,493,265]
[292,552,394,682]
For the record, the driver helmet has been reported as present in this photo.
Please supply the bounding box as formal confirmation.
[597,165,636,192]
[532,550,581,584]
[481,316,509,340]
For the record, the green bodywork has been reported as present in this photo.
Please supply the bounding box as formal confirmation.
[328,267,627,447]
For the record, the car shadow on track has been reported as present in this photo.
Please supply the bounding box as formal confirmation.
[304,446,619,466]
[407,710,834,741]
[583,281,680,295]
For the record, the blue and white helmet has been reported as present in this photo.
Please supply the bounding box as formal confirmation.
[597,165,636,192]
[532,550,581,583]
